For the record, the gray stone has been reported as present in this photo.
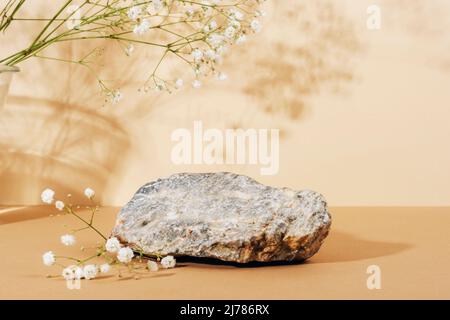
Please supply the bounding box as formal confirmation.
[112,172,331,263]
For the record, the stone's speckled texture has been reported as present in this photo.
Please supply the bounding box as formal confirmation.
[112,172,331,263]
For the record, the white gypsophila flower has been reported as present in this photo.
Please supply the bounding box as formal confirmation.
[117,247,134,263]
[255,9,267,17]
[236,34,247,45]
[41,188,55,204]
[184,6,194,17]
[105,237,121,253]
[42,251,55,266]
[192,80,202,89]
[191,49,203,62]
[230,9,244,21]
[209,20,217,30]
[109,90,122,104]
[216,45,228,55]
[175,78,184,88]
[161,255,176,269]
[62,265,83,280]
[110,91,123,104]
[155,83,166,91]
[230,20,241,30]
[207,33,225,48]
[147,260,159,272]
[127,6,141,21]
[100,263,110,273]
[205,49,217,61]
[60,234,76,246]
[224,26,236,39]
[83,264,97,280]
[125,44,134,56]
[218,72,228,81]
[74,266,84,279]
[250,19,262,33]
[55,200,65,211]
[133,19,150,35]
[201,1,212,15]
[62,266,75,280]
[84,187,95,199]
[152,0,163,11]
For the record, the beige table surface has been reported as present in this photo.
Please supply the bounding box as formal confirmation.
[0,206,449,299]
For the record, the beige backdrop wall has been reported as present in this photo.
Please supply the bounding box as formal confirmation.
[1,0,450,206]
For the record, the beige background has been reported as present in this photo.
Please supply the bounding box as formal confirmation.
[1,0,450,206]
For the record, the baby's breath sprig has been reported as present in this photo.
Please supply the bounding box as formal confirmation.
[0,0,267,104]
[40,187,176,281]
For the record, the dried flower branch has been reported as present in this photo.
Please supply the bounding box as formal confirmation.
[1,0,267,103]
[40,187,174,281]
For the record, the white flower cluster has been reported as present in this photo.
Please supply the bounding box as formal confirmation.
[40,187,176,281]
[109,0,267,94]
[43,235,177,280]
[61,263,110,281]
[40,187,95,210]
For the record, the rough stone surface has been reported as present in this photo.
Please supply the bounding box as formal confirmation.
[112,172,332,263]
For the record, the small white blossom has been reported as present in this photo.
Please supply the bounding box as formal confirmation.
[41,188,55,204]
[231,9,244,21]
[125,44,134,56]
[105,237,121,253]
[62,265,84,280]
[175,78,184,88]
[83,264,98,280]
[127,6,141,21]
[209,20,218,30]
[255,10,267,17]
[147,260,159,272]
[100,263,110,273]
[191,49,203,62]
[152,0,163,12]
[61,234,76,246]
[55,200,65,211]
[230,20,241,30]
[218,72,228,81]
[161,255,176,269]
[109,90,122,104]
[250,19,262,33]
[62,266,75,280]
[192,80,202,89]
[184,6,195,16]
[117,247,134,263]
[74,266,84,279]
[133,19,150,35]
[236,34,247,45]
[207,33,225,48]
[84,187,95,199]
[205,49,218,60]
[224,26,236,39]
[42,251,55,266]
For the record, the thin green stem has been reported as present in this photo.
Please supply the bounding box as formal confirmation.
[29,0,73,48]
[66,206,107,241]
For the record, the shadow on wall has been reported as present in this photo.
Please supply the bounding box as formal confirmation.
[0,95,130,205]
[232,0,361,120]
[0,0,362,205]
[0,36,135,204]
